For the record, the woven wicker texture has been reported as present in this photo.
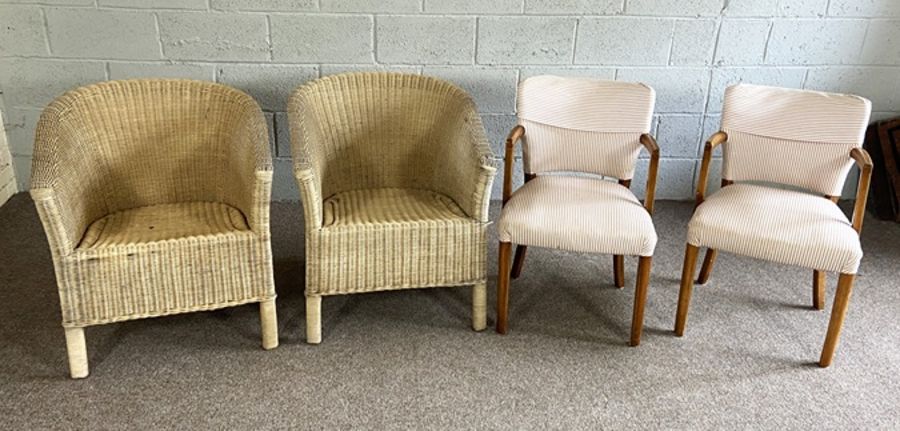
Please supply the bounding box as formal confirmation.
[288,72,497,339]
[30,79,277,329]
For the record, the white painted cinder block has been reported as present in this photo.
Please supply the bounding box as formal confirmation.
[0,1,893,201]
[477,16,576,65]
[46,8,161,60]
[377,16,476,65]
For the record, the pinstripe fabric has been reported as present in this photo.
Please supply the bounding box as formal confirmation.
[721,84,872,196]
[517,76,654,178]
[687,184,862,274]
[520,121,643,180]
[498,176,657,256]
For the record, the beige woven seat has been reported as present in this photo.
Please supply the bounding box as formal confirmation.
[289,73,497,343]
[79,202,250,248]
[676,84,873,367]
[31,79,278,378]
[496,76,660,346]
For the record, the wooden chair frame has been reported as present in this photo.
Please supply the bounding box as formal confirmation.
[497,125,660,346]
[675,131,874,367]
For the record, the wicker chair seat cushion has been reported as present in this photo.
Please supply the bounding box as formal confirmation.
[498,175,657,256]
[78,202,250,249]
[687,183,862,273]
[323,188,468,227]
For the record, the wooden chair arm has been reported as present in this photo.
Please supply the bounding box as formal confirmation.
[695,131,728,207]
[502,125,526,205]
[640,134,660,214]
[850,147,873,233]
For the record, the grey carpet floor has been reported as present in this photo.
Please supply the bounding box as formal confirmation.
[1,193,899,429]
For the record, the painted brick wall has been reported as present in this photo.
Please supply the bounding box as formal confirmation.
[1,0,899,201]
[0,94,17,205]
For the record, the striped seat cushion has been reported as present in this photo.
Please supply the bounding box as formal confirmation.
[498,176,657,256]
[687,184,862,274]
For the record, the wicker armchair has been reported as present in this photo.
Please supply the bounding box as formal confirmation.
[288,72,497,343]
[31,80,278,378]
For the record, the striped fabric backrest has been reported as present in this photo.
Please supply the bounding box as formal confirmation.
[720,84,872,196]
[517,76,655,179]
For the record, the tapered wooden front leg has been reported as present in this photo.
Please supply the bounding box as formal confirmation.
[511,245,528,279]
[260,298,279,350]
[64,327,89,379]
[813,270,826,310]
[819,273,855,368]
[696,249,717,285]
[630,256,652,347]
[306,296,322,345]
[613,255,625,288]
[675,244,700,336]
[497,242,512,335]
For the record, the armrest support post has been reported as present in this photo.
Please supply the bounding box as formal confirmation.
[503,125,526,205]
[849,147,873,233]
[640,134,660,214]
[695,131,728,207]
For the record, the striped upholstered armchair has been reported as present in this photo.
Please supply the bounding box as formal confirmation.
[675,84,873,367]
[31,80,278,378]
[496,76,660,346]
[288,72,497,343]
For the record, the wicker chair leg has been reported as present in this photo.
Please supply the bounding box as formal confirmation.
[306,296,322,345]
[472,282,487,331]
[64,327,89,379]
[260,298,279,350]
[819,273,855,368]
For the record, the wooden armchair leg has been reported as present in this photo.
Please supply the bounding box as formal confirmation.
[64,327,89,379]
[511,245,528,279]
[813,270,826,310]
[497,242,512,335]
[630,256,652,347]
[613,255,625,288]
[260,298,279,350]
[819,273,855,368]
[696,249,717,285]
[472,282,487,331]
[306,296,322,345]
[675,244,700,336]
